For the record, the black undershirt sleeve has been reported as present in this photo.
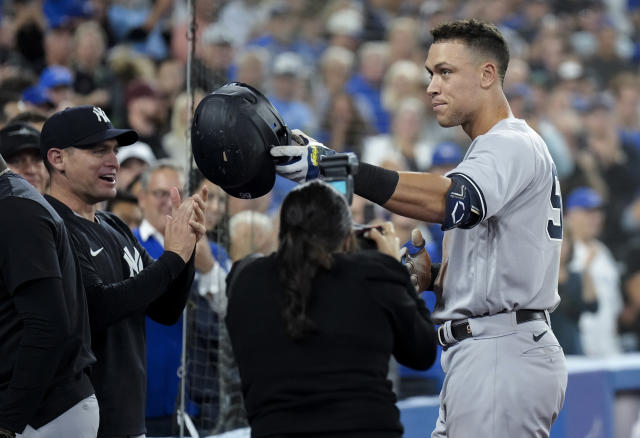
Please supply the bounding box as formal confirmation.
[0,278,69,433]
[80,250,188,332]
[146,251,195,324]
[353,162,399,206]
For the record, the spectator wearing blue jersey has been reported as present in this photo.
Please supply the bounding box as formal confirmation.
[193,177,232,307]
[565,186,623,357]
[185,176,234,434]
[38,65,73,109]
[133,160,196,436]
[267,52,317,215]
[268,52,316,134]
[346,41,391,134]
[247,2,317,66]
[551,224,598,355]
[191,24,237,95]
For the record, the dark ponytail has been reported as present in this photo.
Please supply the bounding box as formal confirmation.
[276,180,352,340]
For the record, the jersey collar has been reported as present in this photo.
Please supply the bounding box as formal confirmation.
[139,219,164,246]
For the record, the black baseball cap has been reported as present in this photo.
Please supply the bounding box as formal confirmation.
[0,122,41,159]
[40,105,138,159]
[191,82,291,199]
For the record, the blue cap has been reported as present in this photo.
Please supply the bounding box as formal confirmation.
[566,187,603,211]
[21,85,50,105]
[431,142,462,167]
[39,66,73,89]
[43,0,93,29]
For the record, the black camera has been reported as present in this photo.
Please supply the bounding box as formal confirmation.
[353,223,383,251]
[319,153,378,250]
[318,153,358,206]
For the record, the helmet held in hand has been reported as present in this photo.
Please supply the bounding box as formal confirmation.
[191,82,291,199]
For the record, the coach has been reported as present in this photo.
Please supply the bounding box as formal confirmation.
[40,105,206,438]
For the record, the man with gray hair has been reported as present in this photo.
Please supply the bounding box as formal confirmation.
[229,210,275,262]
[134,161,223,435]
[133,159,188,434]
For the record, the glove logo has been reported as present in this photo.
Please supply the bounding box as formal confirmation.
[451,200,465,224]
[310,146,320,166]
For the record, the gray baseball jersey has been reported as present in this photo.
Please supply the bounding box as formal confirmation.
[432,117,562,323]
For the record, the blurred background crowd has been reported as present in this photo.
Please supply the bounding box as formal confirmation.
[1,0,640,431]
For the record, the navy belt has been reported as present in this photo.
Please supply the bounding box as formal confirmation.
[437,309,547,348]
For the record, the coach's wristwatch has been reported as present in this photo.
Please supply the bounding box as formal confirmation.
[0,426,15,438]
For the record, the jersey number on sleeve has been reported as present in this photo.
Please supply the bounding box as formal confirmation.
[546,165,563,240]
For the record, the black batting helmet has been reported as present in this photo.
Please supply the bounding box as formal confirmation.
[191,82,291,199]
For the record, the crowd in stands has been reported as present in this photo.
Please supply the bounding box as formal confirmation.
[1,0,640,431]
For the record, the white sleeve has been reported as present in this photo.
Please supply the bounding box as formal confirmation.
[448,132,535,219]
[197,262,228,313]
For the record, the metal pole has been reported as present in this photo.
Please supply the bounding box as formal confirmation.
[178,0,197,436]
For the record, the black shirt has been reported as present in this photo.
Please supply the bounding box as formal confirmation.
[226,251,437,438]
[0,172,94,433]
[45,195,195,437]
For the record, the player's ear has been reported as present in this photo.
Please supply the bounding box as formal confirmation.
[480,61,498,89]
[47,148,65,172]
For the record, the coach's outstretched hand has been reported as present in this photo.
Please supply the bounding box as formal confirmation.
[270,129,336,184]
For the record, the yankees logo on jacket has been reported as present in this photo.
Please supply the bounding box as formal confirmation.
[45,194,194,437]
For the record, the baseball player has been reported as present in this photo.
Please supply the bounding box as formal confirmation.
[271,19,567,437]
[40,106,206,437]
[0,153,98,438]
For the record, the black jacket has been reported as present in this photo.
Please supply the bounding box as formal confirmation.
[46,195,194,437]
[0,174,94,433]
[226,251,437,438]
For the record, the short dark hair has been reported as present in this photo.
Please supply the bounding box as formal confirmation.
[8,110,48,126]
[431,19,510,84]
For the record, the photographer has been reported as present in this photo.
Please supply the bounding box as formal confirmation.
[225,180,437,438]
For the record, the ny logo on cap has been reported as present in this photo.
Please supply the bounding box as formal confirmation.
[92,107,111,123]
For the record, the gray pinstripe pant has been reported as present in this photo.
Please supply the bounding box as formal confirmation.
[431,312,567,437]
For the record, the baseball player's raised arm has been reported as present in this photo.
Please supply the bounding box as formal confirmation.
[353,162,487,231]
[381,171,451,223]
[271,134,485,228]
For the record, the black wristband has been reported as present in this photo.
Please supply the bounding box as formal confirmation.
[354,162,399,206]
